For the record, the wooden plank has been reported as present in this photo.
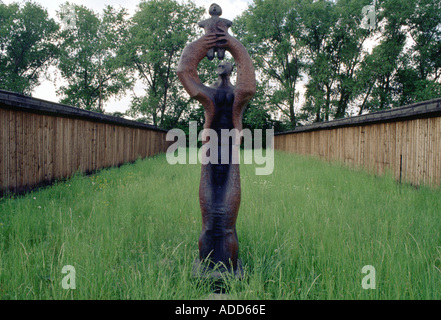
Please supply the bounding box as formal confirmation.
[107,124,112,167]
[153,129,158,156]
[413,119,418,185]
[64,117,70,177]
[131,128,135,161]
[377,123,384,176]
[42,115,48,182]
[82,121,87,173]
[103,124,108,167]
[389,122,396,176]
[92,122,97,171]
[20,112,27,190]
[28,112,36,188]
[96,123,102,170]
[55,116,61,180]
[15,111,24,192]
[403,121,410,184]
[365,125,371,172]
[115,125,120,165]
[35,114,42,185]
[135,128,140,159]
[143,130,148,158]
[0,109,7,193]
[420,119,427,185]
[433,118,438,187]
[22,112,31,190]
[111,125,116,166]
[149,129,154,157]
[75,118,81,172]
[100,123,106,169]
[28,113,36,188]
[82,120,89,172]
[410,120,416,185]
[338,128,343,163]
[395,121,401,181]
[71,117,78,174]
[402,121,409,183]
[116,125,121,165]
[124,126,130,163]
[48,115,55,183]
[87,121,92,172]
[61,117,68,178]
[429,117,437,187]
[9,108,15,190]
[354,127,359,167]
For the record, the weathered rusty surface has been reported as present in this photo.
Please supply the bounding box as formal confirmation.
[198,3,232,61]
[177,5,256,277]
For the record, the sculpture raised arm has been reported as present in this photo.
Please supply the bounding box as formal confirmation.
[177,32,256,131]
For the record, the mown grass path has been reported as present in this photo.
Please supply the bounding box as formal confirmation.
[1,151,440,299]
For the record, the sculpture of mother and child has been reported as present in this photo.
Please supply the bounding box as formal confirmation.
[177,3,256,280]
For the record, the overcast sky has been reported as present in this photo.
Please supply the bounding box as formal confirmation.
[3,0,253,113]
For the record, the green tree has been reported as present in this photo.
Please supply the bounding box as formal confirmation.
[0,1,59,94]
[57,3,132,112]
[352,0,441,114]
[353,0,409,113]
[125,0,205,128]
[395,0,441,105]
[292,0,336,123]
[298,0,374,121]
[235,0,441,126]
[234,0,304,128]
[332,0,373,118]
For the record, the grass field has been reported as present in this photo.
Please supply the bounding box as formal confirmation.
[1,150,440,299]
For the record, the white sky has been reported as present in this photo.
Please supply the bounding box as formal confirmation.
[2,0,253,113]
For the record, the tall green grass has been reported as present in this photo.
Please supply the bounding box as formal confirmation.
[1,150,440,299]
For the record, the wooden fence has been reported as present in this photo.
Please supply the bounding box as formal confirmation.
[274,98,441,188]
[0,90,169,196]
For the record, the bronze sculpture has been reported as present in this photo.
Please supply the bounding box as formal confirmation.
[198,3,232,61]
[177,4,256,278]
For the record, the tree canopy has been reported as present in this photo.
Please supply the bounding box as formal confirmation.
[0,0,440,130]
[0,1,59,94]
[57,3,132,112]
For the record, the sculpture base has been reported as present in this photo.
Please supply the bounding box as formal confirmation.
[192,258,243,280]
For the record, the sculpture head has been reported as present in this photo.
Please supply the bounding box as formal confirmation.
[217,61,233,77]
[209,3,222,16]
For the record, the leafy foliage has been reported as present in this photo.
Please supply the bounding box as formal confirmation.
[235,0,441,127]
[124,0,205,127]
[57,3,132,112]
[0,1,59,94]
[1,0,440,129]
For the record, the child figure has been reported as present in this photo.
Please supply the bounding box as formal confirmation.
[198,3,233,61]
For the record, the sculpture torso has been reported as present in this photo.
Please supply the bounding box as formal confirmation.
[198,16,232,34]
[209,81,235,132]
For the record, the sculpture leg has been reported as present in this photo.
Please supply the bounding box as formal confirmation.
[206,48,215,61]
[217,48,225,60]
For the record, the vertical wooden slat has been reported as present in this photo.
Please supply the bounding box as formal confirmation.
[41,115,48,183]
[70,117,77,174]
[28,114,36,188]
[0,109,7,193]
[434,117,441,187]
